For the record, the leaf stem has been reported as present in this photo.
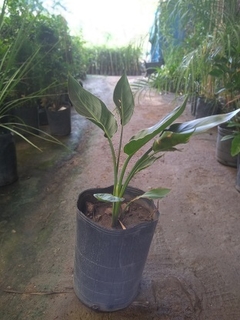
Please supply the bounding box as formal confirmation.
[120,147,153,197]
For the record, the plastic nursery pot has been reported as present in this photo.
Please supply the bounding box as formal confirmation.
[195,97,220,119]
[46,105,71,136]
[190,93,198,116]
[0,132,18,187]
[13,104,40,136]
[74,185,160,312]
[216,124,238,168]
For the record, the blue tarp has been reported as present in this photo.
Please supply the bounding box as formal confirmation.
[148,5,185,63]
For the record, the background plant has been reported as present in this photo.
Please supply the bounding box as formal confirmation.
[139,0,240,101]
[0,0,86,148]
[85,42,144,76]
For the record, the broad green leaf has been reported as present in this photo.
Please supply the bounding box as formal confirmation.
[138,188,171,200]
[152,130,194,152]
[168,109,240,135]
[124,95,189,155]
[68,75,118,138]
[209,68,224,77]
[231,134,240,156]
[113,72,134,125]
[134,154,163,174]
[94,193,125,203]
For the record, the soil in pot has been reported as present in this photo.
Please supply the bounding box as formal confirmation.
[85,196,154,230]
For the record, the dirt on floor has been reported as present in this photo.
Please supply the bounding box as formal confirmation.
[0,75,240,320]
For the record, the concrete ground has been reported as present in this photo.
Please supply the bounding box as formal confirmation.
[0,75,240,320]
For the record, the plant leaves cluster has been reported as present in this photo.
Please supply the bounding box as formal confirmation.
[68,72,240,227]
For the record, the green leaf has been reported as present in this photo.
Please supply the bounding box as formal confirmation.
[168,109,240,135]
[152,130,194,152]
[209,68,224,77]
[68,74,118,138]
[231,134,240,156]
[94,193,125,203]
[113,72,135,125]
[138,188,171,200]
[221,134,234,141]
[134,154,163,174]
[124,95,189,156]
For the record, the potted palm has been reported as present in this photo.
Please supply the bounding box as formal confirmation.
[68,72,240,312]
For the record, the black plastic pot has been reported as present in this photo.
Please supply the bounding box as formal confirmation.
[216,124,238,167]
[74,185,160,312]
[0,132,18,187]
[195,97,220,118]
[38,107,48,126]
[46,105,71,136]
[190,93,198,116]
[13,104,39,135]
[236,155,240,192]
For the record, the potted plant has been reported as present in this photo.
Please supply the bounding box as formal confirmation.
[44,95,71,136]
[219,109,240,191]
[0,0,64,186]
[68,72,240,312]
[211,27,240,167]
[230,119,240,191]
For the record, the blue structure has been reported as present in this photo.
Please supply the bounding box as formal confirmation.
[148,4,185,63]
[149,7,163,63]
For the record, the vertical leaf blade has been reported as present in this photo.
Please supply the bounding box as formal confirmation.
[68,74,118,138]
[113,72,134,125]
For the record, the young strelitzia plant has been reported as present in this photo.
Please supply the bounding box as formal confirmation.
[68,72,240,228]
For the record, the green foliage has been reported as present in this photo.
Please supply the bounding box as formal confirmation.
[142,0,240,102]
[0,0,86,149]
[68,72,240,227]
[0,0,87,102]
[85,43,143,76]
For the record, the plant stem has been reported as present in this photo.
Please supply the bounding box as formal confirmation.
[111,148,153,228]
[107,136,122,228]
[120,147,153,197]
[107,136,118,189]
[116,123,124,181]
